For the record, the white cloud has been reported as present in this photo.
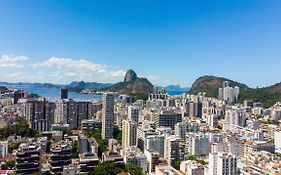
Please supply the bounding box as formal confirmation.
[32,57,126,83]
[0,55,165,85]
[147,75,160,81]
[33,57,107,72]
[0,55,29,68]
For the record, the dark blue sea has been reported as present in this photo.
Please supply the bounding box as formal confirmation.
[167,90,187,96]
[4,85,187,101]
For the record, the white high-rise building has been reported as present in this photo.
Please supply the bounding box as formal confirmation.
[174,122,199,138]
[175,122,189,141]
[274,130,281,153]
[145,135,165,157]
[186,133,211,156]
[219,81,239,103]
[122,119,138,148]
[144,149,160,174]
[233,86,240,100]
[164,135,185,167]
[0,141,8,158]
[207,114,219,128]
[122,147,148,172]
[208,152,238,175]
[102,93,114,139]
[128,106,140,123]
[254,130,264,141]
[225,109,246,127]
[218,88,223,100]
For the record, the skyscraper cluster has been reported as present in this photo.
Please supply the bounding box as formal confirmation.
[218,81,240,103]
[1,84,281,175]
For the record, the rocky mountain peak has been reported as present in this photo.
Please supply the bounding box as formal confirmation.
[124,69,138,82]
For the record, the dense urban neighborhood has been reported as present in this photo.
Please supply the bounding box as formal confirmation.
[0,70,281,175]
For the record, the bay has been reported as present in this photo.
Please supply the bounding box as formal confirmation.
[3,85,187,100]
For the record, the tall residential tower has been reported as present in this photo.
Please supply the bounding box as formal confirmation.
[102,93,114,139]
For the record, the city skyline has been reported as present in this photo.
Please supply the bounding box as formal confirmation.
[1,1,281,174]
[1,0,281,87]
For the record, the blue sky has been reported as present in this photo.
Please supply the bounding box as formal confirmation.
[0,0,281,87]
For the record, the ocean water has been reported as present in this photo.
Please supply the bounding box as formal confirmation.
[5,85,187,100]
[167,90,187,96]
[5,85,102,101]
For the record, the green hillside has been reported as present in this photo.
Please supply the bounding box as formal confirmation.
[189,75,281,108]
[100,77,153,94]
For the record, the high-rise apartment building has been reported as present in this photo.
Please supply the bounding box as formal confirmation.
[55,100,93,129]
[122,119,138,148]
[225,109,246,127]
[14,90,27,104]
[208,152,238,175]
[164,135,185,167]
[25,99,56,131]
[218,81,239,103]
[155,110,182,130]
[186,133,211,156]
[50,141,72,174]
[275,130,281,153]
[0,141,8,158]
[16,143,41,175]
[145,135,165,157]
[144,149,160,174]
[207,114,219,128]
[102,93,114,139]
[128,105,140,123]
[60,88,68,99]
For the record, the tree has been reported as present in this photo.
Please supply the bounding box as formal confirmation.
[130,93,149,101]
[91,161,124,175]
[124,163,143,175]
[71,140,79,158]
[91,162,143,175]
[31,173,43,175]
[8,142,20,153]
[174,160,182,170]
[113,126,122,144]
[187,155,197,161]
[0,164,8,170]
[1,160,15,170]
[84,130,108,158]
[0,118,42,140]
[186,155,207,165]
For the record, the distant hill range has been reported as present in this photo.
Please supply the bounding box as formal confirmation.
[66,69,154,94]
[66,81,112,93]
[0,81,62,89]
[189,75,281,108]
[0,69,154,95]
[0,86,10,94]
[2,74,281,107]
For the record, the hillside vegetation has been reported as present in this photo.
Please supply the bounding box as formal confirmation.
[189,75,281,108]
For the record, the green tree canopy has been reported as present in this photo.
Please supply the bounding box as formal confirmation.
[91,162,144,175]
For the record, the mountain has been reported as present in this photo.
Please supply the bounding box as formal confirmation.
[66,81,112,93]
[0,86,9,94]
[100,69,154,94]
[101,77,153,94]
[189,75,281,108]
[190,75,249,96]
[124,69,138,82]
[0,69,152,95]
[0,81,62,88]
